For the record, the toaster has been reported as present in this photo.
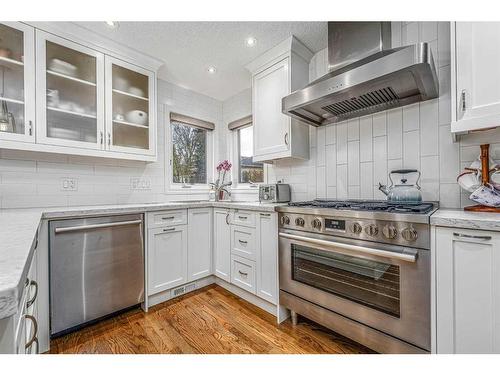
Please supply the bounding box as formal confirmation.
[259,184,291,203]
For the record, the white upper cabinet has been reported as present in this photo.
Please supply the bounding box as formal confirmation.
[0,22,160,161]
[106,56,156,156]
[36,30,105,150]
[435,226,500,353]
[0,22,35,143]
[246,36,311,162]
[452,22,500,134]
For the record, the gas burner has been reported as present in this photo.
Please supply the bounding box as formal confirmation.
[288,199,435,214]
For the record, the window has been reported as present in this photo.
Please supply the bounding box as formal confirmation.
[237,125,264,184]
[169,112,214,186]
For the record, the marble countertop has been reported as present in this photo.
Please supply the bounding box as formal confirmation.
[0,200,284,319]
[431,209,500,231]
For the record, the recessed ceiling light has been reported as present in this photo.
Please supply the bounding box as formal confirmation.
[105,21,119,29]
[207,66,217,74]
[245,37,257,47]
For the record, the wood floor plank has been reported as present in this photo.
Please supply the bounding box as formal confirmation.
[49,284,373,354]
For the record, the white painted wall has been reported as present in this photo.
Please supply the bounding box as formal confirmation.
[0,79,223,208]
[267,22,500,209]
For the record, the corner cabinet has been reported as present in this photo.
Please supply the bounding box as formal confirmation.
[451,22,500,134]
[434,226,500,353]
[0,22,160,161]
[246,36,311,162]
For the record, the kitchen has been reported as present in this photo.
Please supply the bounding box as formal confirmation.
[1,1,500,371]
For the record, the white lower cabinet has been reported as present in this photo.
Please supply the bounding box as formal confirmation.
[231,255,256,293]
[148,225,188,294]
[435,226,500,353]
[188,208,212,281]
[213,208,231,282]
[256,212,279,304]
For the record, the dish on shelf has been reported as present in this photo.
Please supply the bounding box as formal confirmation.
[49,58,78,77]
[48,127,79,140]
[125,110,148,125]
[114,113,125,121]
[128,86,145,97]
[0,48,12,58]
[113,76,129,92]
[457,170,482,193]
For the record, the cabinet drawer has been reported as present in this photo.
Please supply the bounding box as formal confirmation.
[231,255,256,294]
[231,210,256,228]
[231,226,256,260]
[148,210,187,228]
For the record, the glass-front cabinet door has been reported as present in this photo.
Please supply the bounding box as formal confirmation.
[105,56,155,156]
[36,30,104,150]
[0,22,35,142]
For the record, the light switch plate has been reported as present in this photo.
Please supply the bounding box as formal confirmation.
[61,177,78,191]
[131,177,152,190]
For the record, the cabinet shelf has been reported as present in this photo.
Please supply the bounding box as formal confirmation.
[112,89,149,101]
[0,55,24,68]
[0,96,24,105]
[113,119,149,128]
[47,70,97,87]
[47,106,97,119]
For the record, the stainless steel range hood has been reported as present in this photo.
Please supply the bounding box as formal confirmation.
[282,22,439,126]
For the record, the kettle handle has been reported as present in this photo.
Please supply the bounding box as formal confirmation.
[389,169,421,189]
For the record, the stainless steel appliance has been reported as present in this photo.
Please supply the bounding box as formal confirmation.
[277,199,437,353]
[282,22,439,126]
[259,183,291,203]
[49,214,144,336]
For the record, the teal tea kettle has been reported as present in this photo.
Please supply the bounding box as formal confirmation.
[378,169,422,204]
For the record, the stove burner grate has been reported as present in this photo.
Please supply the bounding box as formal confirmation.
[288,199,435,214]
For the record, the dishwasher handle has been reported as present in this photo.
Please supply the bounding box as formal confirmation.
[54,219,142,234]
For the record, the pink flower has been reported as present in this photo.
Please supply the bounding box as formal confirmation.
[217,160,232,172]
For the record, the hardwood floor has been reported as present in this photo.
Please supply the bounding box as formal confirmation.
[49,284,374,354]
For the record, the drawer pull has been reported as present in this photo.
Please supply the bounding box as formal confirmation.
[26,280,38,308]
[238,216,248,220]
[162,216,175,220]
[25,314,38,351]
[260,213,271,217]
[163,227,176,232]
[238,270,248,276]
[238,239,248,245]
[453,232,492,241]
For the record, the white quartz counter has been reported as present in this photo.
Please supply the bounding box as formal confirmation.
[0,201,283,319]
[431,209,500,231]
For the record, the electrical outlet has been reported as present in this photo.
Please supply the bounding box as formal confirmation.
[130,177,152,190]
[61,178,78,191]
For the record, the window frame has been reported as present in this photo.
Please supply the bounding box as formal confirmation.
[229,122,267,191]
[167,112,214,193]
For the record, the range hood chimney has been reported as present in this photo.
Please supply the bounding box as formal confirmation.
[282,22,439,126]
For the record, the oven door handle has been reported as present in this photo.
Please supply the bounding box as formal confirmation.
[279,232,418,263]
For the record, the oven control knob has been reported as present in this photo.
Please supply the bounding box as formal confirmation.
[382,225,398,239]
[350,222,362,234]
[365,224,379,237]
[312,218,322,230]
[402,227,418,242]
[295,217,305,227]
[280,215,290,225]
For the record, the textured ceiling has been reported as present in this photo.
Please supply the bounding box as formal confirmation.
[75,22,328,101]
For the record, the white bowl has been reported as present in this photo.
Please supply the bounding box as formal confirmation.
[125,110,148,126]
[129,86,145,97]
[49,59,78,77]
[114,76,129,92]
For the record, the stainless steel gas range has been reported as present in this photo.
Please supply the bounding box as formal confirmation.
[276,199,438,354]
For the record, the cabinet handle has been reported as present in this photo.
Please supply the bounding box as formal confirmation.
[260,213,271,217]
[107,132,111,146]
[459,89,467,118]
[238,239,248,244]
[163,227,176,232]
[28,120,33,136]
[162,216,175,220]
[453,232,492,241]
[24,314,38,350]
[100,131,103,145]
[26,280,38,308]
[284,132,289,146]
[238,216,247,220]
[225,213,230,225]
[238,270,248,276]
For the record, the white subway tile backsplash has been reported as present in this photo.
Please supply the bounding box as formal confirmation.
[326,144,337,186]
[439,183,461,208]
[438,22,451,68]
[373,136,388,185]
[326,186,337,199]
[360,162,373,199]
[348,186,360,199]
[420,22,438,42]
[402,103,419,132]
[347,118,360,141]
[337,164,348,199]
[439,125,460,183]
[348,141,360,186]
[359,116,373,162]
[372,112,387,137]
[316,127,326,166]
[438,65,451,126]
[316,166,326,198]
[403,130,420,169]
[420,99,439,156]
[326,124,336,145]
[402,22,419,45]
[387,109,403,159]
[336,122,348,164]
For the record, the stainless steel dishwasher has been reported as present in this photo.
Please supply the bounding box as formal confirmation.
[49,214,144,336]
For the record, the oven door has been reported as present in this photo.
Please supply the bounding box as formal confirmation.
[279,230,430,351]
